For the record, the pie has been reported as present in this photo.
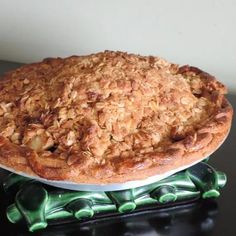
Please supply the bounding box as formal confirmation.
[0,51,233,184]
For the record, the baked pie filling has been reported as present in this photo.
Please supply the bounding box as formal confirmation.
[0,51,233,183]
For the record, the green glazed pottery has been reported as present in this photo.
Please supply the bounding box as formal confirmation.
[1,160,226,232]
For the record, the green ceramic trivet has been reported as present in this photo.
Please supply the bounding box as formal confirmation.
[1,161,226,232]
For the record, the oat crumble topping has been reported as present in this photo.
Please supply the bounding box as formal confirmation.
[0,51,232,182]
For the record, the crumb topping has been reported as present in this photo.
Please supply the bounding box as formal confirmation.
[0,51,230,180]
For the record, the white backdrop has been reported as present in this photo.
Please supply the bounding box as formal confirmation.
[0,0,235,92]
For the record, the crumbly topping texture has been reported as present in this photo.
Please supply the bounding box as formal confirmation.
[0,51,233,183]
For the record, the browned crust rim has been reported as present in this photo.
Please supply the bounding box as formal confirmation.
[0,63,233,184]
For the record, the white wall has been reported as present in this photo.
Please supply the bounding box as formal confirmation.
[0,0,236,92]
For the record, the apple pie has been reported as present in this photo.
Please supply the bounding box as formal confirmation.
[0,51,233,183]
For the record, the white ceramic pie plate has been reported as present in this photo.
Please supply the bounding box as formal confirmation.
[0,131,229,192]
[0,157,208,192]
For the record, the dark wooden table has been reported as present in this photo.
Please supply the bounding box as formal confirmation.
[0,60,235,236]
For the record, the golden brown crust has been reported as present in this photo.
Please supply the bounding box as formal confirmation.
[0,51,233,183]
